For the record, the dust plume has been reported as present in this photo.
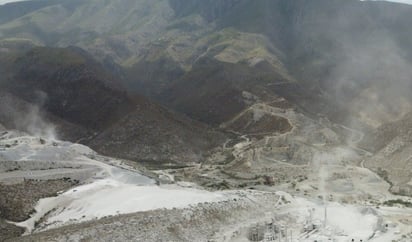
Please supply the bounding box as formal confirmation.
[326,26,412,130]
[0,91,57,140]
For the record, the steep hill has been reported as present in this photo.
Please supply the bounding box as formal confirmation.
[89,96,224,167]
[2,0,412,173]
[1,0,411,129]
[0,45,134,131]
[0,44,225,164]
[2,1,412,240]
[363,112,412,196]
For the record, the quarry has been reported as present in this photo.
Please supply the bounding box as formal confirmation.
[1,0,412,241]
[1,100,412,242]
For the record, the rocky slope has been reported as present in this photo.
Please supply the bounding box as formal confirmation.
[89,95,225,166]
[363,112,412,196]
[0,44,225,164]
[3,46,134,130]
[2,0,411,131]
[2,1,412,241]
[0,0,412,202]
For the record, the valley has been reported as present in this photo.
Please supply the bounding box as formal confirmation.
[1,0,412,241]
[1,98,412,241]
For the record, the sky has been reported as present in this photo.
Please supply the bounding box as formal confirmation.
[0,0,28,4]
[365,0,412,3]
[386,0,412,3]
[1,0,412,5]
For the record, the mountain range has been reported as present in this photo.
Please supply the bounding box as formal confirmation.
[1,0,412,190]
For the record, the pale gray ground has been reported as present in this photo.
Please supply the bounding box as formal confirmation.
[1,103,412,242]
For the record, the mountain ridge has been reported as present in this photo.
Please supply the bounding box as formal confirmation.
[2,0,412,190]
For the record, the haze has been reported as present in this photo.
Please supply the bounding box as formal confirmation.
[1,0,412,241]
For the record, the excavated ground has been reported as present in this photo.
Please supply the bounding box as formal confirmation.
[2,100,412,241]
[167,102,343,190]
[9,191,282,242]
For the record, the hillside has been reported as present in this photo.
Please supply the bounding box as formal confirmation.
[2,1,412,241]
[1,0,411,128]
[0,44,225,164]
[1,0,412,172]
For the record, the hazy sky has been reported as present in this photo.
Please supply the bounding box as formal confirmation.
[366,0,412,3]
[0,0,27,4]
[1,0,412,5]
